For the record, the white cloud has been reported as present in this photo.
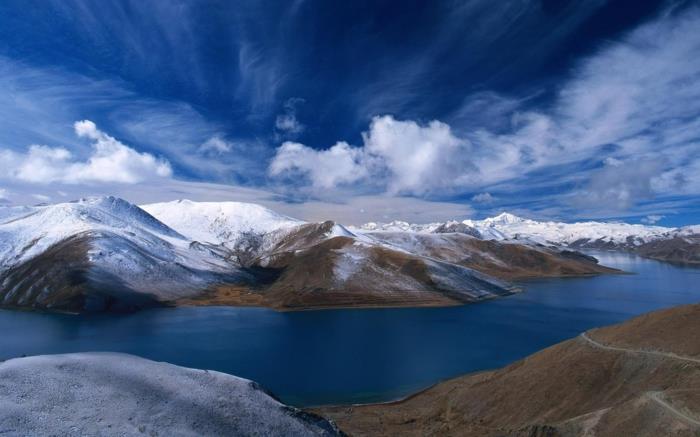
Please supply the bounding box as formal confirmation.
[471,192,494,204]
[0,120,172,185]
[199,136,233,154]
[274,97,305,137]
[236,42,284,118]
[269,141,369,190]
[362,116,476,194]
[275,114,303,134]
[270,115,476,195]
[0,57,263,185]
[641,214,664,224]
[572,158,662,211]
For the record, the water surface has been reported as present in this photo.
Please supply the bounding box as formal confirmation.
[1,251,699,406]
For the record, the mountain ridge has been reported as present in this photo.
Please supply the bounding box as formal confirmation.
[0,197,625,313]
[356,212,700,264]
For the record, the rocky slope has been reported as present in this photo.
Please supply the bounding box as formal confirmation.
[316,304,700,436]
[0,353,342,436]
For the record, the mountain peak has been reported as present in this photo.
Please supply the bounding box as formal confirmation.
[487,212,525,225]
[141,199,302,245]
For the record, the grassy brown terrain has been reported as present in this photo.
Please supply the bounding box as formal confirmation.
[170,229,623,311]
[174,285,269,307]
[315,304,700,436]
[174,284,461,310]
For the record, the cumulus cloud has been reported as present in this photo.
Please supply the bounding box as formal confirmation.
[361,116,476,194]
[0,120,172,185]
[269,141,369,190]
[270,115,476,195]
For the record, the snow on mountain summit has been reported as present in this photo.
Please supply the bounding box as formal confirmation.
[0,196,186,268]
[0,196,251,309]
[482,212,525,226]
[358,212,677,247]
[141,199,303,246]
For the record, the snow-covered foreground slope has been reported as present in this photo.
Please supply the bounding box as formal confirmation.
[0,353,341,436]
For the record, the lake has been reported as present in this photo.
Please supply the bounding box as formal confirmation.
[1,251,699,407]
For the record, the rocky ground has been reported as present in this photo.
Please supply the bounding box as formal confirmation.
[315,304,700,436]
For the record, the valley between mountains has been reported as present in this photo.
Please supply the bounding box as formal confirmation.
[0,196,697,314]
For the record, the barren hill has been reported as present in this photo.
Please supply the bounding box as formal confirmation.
[316,304,700,436]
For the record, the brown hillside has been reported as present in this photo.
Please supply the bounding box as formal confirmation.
[316,304,700,436]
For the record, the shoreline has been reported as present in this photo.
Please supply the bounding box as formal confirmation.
[303,369,496,410]
[0,267,628,316]
[313,303,700,436]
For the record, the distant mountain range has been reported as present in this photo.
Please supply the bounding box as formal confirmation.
[358,212,700,265]
[3,197,696,314]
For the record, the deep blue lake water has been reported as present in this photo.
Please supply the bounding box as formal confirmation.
[1,251,699,407]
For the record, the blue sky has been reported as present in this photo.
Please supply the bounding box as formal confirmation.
[0,0,698,226]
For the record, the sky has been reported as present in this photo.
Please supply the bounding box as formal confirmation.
[0,0,698,226]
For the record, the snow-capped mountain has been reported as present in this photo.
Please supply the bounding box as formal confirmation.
[357,212,700,265]
[358,212,677,247]
[141,199,302,246]
[0,197,245,311]
[0,198,625,313]
[1,196,184,268]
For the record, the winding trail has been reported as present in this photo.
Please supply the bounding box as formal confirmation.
[579,332,700,427]
[579,332,700,364]
[646,391,700,428]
